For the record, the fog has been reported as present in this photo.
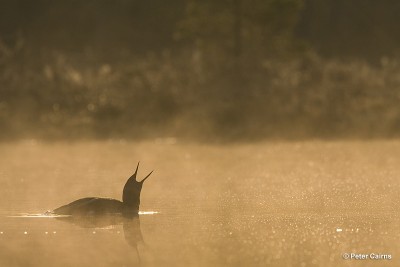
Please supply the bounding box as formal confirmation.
[1,1,400,267]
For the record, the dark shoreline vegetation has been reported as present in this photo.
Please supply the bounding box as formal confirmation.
[2,49,400,142]
[2,1,400,142]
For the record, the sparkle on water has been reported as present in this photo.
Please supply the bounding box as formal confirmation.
[0,140,399,267]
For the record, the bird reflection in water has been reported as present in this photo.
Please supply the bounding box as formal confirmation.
[56,213,145,263]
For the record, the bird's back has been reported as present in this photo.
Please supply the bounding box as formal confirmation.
[53,197,123,216]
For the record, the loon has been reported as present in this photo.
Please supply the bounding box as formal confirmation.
[52,162,153,216]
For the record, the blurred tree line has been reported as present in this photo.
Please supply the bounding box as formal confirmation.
[1,0,400,140]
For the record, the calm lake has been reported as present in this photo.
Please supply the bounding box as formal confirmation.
[0,140,399,267]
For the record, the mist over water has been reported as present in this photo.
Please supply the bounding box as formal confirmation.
[2,1,400,266]
[0,140,399,266]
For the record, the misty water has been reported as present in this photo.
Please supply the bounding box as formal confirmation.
[0,140,399,267]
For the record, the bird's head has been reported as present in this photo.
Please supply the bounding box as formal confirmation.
[122,162,153,212]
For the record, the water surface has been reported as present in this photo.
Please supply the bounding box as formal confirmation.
[0,140,399,266]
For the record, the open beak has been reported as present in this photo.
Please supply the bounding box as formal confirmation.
[140,171,153,183]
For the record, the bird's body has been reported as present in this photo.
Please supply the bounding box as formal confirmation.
[51,163,152,216]
[53,197,124,216]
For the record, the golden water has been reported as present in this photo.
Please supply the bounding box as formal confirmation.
[0,140,399,266]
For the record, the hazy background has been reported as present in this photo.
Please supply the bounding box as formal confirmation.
[2,0,400,141]
[2,3,400,266]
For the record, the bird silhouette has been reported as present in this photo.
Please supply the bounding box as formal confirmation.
[52,162,153,216]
